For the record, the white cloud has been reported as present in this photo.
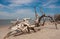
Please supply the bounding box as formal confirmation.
[44,4,60,8]
[46,5,56,8]
[43,0,52,6]
[8,0,33,7]
[0,8,35,19]
[0,0,35,19]
[10,0,33,4]
[42,0,60,8]
[0,4,8,8]
[0,4,3,8]
[0,0,33,9]
[0,4,13,10]
[42,0,58,7]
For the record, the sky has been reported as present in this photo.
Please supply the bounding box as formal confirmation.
[0,0,60,19]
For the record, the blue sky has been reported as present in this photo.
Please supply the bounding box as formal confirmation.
[0,0,60,19]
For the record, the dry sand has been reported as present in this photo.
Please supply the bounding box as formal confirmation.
[0,23,60,39]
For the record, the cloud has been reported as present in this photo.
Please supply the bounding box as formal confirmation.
[45,4,60,8]
[0,4,3,8]
[0,8,35,19]
[0,4,13,10]
[0,0,34,9]
[0,0,35,19]
[42,0,60,8]
[10,0,33,4]
[0,0,60,19]
[8,0,33,7]
[42,0,58,6]
[0,4,7,8]
[43,0,52,6]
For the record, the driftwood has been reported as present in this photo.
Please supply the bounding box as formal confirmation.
[38,14,57,29]
[4,19,36,39]
[34,7,58,29]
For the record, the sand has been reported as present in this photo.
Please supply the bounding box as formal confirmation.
[0,23,60,39]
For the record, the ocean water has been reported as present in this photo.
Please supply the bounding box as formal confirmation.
[0,19,35,26]
[0,19,16,26]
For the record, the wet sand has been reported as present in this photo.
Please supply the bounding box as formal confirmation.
[0,23,60,39]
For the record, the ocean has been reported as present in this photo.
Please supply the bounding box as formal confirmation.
[0,19,16,26]
[0,19,35,26]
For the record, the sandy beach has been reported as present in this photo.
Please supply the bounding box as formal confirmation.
[0,23,60,39]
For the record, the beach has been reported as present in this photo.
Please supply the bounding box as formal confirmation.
[0,23,60,39]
